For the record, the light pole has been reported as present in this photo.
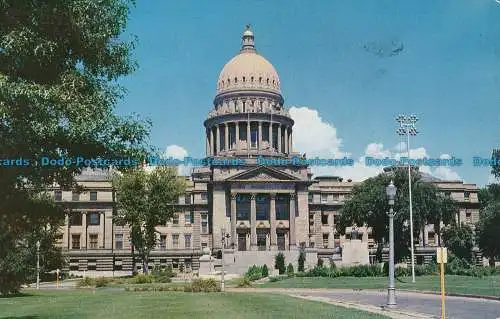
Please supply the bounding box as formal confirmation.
[386,180,397,308]
[220,228,230,292]
[36,240,40,290]
[396,114,418,283]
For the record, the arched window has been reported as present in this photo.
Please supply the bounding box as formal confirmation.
[234,77,238,83]
[251,76,254,82]
[259,77,262,83]
[243,76,246,82]
[266,78,269,84]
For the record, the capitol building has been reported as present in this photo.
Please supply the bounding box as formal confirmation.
[53,27,481,274]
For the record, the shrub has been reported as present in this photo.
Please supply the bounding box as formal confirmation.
[237,277,252,287]
[185,278,219,292]
[77,277,94,287]
[298,249,306,272]
[287,263,294,277]
[262,264,269,277]
[151,268,174,283]
[329,259,337,269]
[245,265,264,281]
[275,252,286,275]
[94,277,109,287]
[133,274,153,284]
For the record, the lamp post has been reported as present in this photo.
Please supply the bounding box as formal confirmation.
[36,240,40,290]
[220,228,230,292]
[386,180,397,308]
[396,114,418,283]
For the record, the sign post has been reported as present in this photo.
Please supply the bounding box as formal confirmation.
[436,247,447,319]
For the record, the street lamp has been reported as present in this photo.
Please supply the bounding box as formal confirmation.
[220,228,230,292]
[386,180,397,308]
[396,114,418,283]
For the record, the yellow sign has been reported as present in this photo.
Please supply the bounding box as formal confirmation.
[436,247,447,264]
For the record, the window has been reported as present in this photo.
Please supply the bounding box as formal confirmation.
[184,211,192,225]
[201,193,207,201]
[185,194,191,205]
[309,213,314,227]
[172,259,179,269]
[275,195,289,220]
[308,193,313,203]
[71,234,80,249]
[466,211,472,223]
[201,214,208,233]
[256,194,270,220]
[323,233,329,248]
[321,193,327,203]
[322,213,329,225]
[184,234,191,249]
[54,190,62,201]
[72,192,79,201]
[172,234,179,248]
[159,235,166,250]
[464,192,470,201]
[69,213,82,226]
[172,214,179,225]
[236,194,250,220]
[115,234,123,250]
[87,213,100,225]
[89,234,98,249]
[201,242,208,249]
[90,191,97,201]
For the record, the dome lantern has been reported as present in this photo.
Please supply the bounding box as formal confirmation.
[241,24,256,53]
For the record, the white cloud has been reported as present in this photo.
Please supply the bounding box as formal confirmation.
[165,145,188,159]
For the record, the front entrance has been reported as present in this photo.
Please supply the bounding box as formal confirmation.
[277,233,285,250]
[257,231,267,251]
[238,233,247,251]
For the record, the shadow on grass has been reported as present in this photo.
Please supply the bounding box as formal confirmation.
[0,293,35,299]
[2,316,39,319]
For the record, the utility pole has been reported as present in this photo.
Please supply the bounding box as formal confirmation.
[396,114,419,283]
[386,180,397,308]
[220,228,230,292]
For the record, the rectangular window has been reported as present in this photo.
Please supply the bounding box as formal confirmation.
[185,194,191,205]
[308,193,313,203]
[322,213,329,225]
[172,234,179,248]
[466,211,472,223]
[69,213,82,226]
[54,190,62,201]
[201,193,207,201]
[172,258,179,269]
[321,193,327,203]
[89,234,98,249]
[201,242,208,249]
[201,214,208,233]
[184,211,192,225]
[184,234,191,249]
[115,234,123,250]
[72,192,80,201]
[172,214,179,225]
[464,192,470,201]
[309,213,314,227]
[323,233,329,248]
[71,234,80,249]
[90,191,97,201]
[87,212,100,225]
[159,235,167,250]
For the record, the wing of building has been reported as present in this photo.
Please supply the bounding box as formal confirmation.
[53,27,481,276]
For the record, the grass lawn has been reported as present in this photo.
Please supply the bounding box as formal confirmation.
[259,275,500,298]
[0,290,388,319]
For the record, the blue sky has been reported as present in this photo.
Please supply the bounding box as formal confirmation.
[116,0,500,186]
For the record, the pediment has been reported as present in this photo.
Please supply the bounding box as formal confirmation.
[224,166,301,182]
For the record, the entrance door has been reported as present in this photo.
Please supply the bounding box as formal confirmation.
[277,233,285,250]
[238,233,247,251]
[257,232,267,251]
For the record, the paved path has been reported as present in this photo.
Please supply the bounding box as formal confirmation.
[230,288,500,319]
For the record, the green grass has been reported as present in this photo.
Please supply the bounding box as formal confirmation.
[0,290,388,319]
[260,275,500,297]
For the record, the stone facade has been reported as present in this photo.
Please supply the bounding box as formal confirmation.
[53,27,481,275]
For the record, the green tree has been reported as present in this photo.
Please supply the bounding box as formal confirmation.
[442,222,475,262]
[262,264,269,277]
[337,167,457,262]
[298,246,306,272]
[476,201,500,266]
[492,149,500,179]
[287,263,294,276]
[275,252,286,275]
[114,167,185,273]
[0,0,150,294]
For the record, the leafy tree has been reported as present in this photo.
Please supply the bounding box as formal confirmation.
[476,201,500,266]
[114,167,185,273]
[262,264,269,277]
[287,263,294,276]
[0,0,150,294]
[442,222,475,262]
[337,167,457,262]
[492,149,500,179]
[478,183,500,210]
[275,252,286,275]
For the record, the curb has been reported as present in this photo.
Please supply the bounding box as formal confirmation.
[291,294,436,319]
[399,289,500,302]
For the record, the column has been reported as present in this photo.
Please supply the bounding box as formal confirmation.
[284,126,289,154]
[258,121,262,150]
[424,226,429,247]
[231,193,237,249]
[270,193,277,250]
[269,123,273,150]
[289,194,296,249]
[206,130,210,156]
[250,193,257,250]
[289,130,293,153]
[224,123,229,151]
[328,213,334,248]
[100,213,105,248]
[235,122,239,150]
[216,125,220,155]
[82,212,87,248]
[246,121,251,150]
[210,128,214,156]
[277,124,282,153]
